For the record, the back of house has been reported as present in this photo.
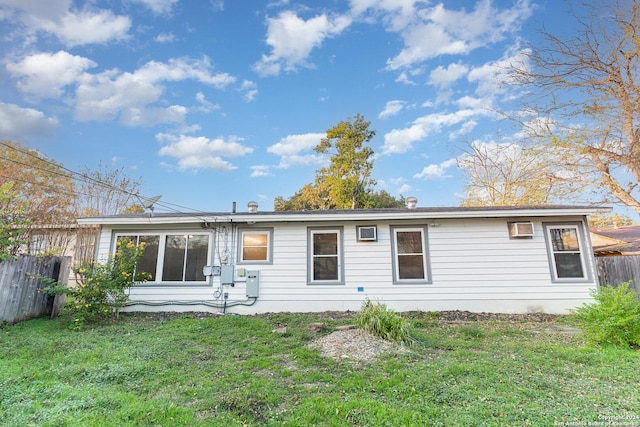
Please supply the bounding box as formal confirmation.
[78,202,609,315]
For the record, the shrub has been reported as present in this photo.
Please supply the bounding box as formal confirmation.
[355,299,413,345]
[45,238,150,330]
[571,282,640,348]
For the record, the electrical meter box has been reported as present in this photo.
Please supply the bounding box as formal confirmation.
[220,265,234,285]
[246,271,259,298]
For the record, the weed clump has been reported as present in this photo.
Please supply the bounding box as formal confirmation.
[571,282,640,348]
[355,299,413,345]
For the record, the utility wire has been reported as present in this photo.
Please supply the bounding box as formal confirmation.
[0,141,207,214]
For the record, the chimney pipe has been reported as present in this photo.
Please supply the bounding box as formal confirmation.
[406,197,417,210]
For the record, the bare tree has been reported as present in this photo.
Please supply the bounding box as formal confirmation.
[75,162,143,217]
[510,0,640,215]
[458,140,582,206]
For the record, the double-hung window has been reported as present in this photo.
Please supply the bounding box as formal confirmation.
[544,224,588,281]
[391,225,430,284]
[115,232,209,284]
[308,227,343,285]
[238,228,273,264]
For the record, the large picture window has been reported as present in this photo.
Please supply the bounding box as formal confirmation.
[308,227,343,285]
[238,228,273,264]
[115,232,210,284]
[391,225,430,284]
[544,224,588,281]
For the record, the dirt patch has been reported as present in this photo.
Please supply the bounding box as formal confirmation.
[307,328,400,362]
[408,310,566,324]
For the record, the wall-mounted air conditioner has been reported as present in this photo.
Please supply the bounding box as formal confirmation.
[509,222,535,238]
[357,225,377,241]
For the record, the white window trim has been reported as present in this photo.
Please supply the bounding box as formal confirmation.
[543,223,590,283]
[237,228,274,265]
[307,227,344,285]
[390,225,431,285]
[113,231,212,285]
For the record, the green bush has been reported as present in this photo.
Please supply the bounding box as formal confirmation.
[355,299,413,345]
[571,282,640,348]
[45,237,150,330]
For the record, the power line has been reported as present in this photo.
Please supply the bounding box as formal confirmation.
[0,141,206,214]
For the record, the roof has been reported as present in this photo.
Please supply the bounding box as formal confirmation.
[76,204,611,226]
[590,225,640,255]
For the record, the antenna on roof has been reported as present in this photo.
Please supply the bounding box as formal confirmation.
[141,195,162,214]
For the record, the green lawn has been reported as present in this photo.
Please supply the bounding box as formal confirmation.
[1,312,638,426]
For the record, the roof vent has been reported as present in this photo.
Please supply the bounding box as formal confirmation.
[247,201,259,213]
[406,197,418,210]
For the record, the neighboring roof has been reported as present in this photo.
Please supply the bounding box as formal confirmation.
[590,225,640,255]
[77,204,611,226]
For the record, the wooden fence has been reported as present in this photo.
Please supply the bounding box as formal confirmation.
[0,256,69,325]
[595,255,640,295]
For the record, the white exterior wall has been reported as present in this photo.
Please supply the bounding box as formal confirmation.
[94,215,598,315]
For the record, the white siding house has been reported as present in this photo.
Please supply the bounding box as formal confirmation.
[77,203,609,315]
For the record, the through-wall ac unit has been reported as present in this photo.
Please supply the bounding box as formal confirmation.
[357,225,377,241]
[509,222,534,238]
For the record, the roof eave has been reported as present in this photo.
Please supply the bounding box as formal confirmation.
[76,206,612,226]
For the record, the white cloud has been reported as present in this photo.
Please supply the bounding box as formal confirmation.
[467,46,529,97]
[120,105,187,127]
[155,32,176,43]
[397,184,412,194]
[429,62,468,89]
[352,0,532,71]
[239,80,258,102]
[382,109,478,154]
[253,10,352,76]
[0,102,59,139]
[250,165,271,177]
[378,100,405,119]
[0,1,131,47]
[133,0,178,15]
[414,158,457,180]
[267,133,326,168]
[74,57,235,124]
[157,133,254,172]
[194,92,221,112]
[6,51,97,99]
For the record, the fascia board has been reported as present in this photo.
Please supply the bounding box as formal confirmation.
[76,206,611,226]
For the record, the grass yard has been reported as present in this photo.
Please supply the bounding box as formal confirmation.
[1,312,639,426]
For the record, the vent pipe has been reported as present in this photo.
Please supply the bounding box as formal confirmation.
[247,201,259,213]
[406,197,417,210]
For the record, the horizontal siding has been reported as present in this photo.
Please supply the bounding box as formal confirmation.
[92,217,597,314]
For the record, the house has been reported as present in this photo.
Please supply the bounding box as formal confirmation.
[590,225,640,257]
[77,200,610,315]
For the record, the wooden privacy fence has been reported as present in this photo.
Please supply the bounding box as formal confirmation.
[0,256,70,325]
[595,255,640,295]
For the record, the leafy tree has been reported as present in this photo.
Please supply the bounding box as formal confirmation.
[0,182,30,261]
[458,141,582,206]
[0,140,76,254]
[510,0,640,215]
[315,114,376,209]
[0,140,77,225]
[275,115,404,210]
[588,213,636,227]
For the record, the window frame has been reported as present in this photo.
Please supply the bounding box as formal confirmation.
[113,231,212,285]
[390,225,431,285]
[307,227,344,285]
[543,222,591,283]
[237,227,274,265]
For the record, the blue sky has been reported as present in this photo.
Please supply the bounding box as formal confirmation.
[0,0,577,213]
